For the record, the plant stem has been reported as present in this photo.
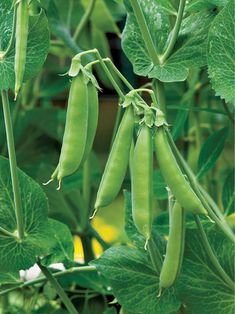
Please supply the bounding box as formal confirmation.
[147,237,162,274]
[89,225,110,250]
[1,90,24,240]
[194,216,234,291]
[153,79,166,114]
[129,0,159,65]
[67,0,74,28]
[73,0,96,41]
[160,0,186,63]
[0,266,96,297]
[37,262,79,314]
[81,235,95,263]
[0,227,16,238]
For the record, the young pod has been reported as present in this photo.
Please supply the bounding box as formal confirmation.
[159,201,185,289]
[155,127,207,215]
[81,82,99,164]
[15,0,29,99]
[52,72,88,186]
[132,124,153,240]
[94,106,135,209]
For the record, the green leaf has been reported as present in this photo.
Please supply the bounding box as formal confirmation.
[0,156,49,272]
[122,1,214,82]
[155,0,177,15]
[91,246,180,314]
[207,0,235,105]
[122,0,171,73]
[47,0,84,55]
[41,219,74,266]
[186,0,215,12]
[0,272,21,286]
[59,270,110,295]
[87,0,120,34]
[0,1,49,90]
[177,229,235,314]
[197,127,229,178]
[222,169,235,216]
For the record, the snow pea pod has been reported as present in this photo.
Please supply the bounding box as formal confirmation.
[132,124,153,241]
[155,127,207,215]
[94,106,135,210]
[81,82,99,164]
[51,72,88,187]
[159,201,185,290]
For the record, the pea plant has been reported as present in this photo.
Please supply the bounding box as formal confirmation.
[0,0,234,313]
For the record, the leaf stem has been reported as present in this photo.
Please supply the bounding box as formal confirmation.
[67,0,74,28]
[0,227,16,238]
[0,266,96,297]
[153,79,166,114]
[37,262,79,314]
[73,0,96,41]
[194,216,234,291]
[129,0,159,65]
[1,90,24,240]
[160,0,186,64]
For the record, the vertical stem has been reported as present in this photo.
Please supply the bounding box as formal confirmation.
[160,0,186,63]
[81,235,95,263]
[129,0,159,65]
[1,90,24,239]
[194,216,234,291]
[73,0,96,41]
[153,79,166,115]
[37,262,79,314]
[67,0,74,28]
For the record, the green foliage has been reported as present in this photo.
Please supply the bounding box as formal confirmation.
[0,0,49,90]
[197,127,229,178]
[207,0,235,105]
[177,229,235,314]
[0,156,50,272]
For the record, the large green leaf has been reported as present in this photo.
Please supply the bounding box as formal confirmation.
[197,127,229,178]
[177,229,235,314]
[41,219,74,267]
[122,1,214,82]
[91,245,180,314]
[0,156,49,272]
[207,0,235,105]
[0,1,49,90]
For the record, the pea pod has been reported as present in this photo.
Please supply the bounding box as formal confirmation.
[155,127,207,215]
[81,82,99,164]
[159,201,185,289]
[15,0,29,99]
[132,124,153,240]
[94,106,135,210]
[51,72,88,186]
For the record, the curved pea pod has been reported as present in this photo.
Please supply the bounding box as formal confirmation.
[94,106,135,209]
[14,0,29,99]
[52,72,88,186]
[132,124,153,240]
[155,127,207,215]
[81,82,99,164]
[159,201,185,289]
